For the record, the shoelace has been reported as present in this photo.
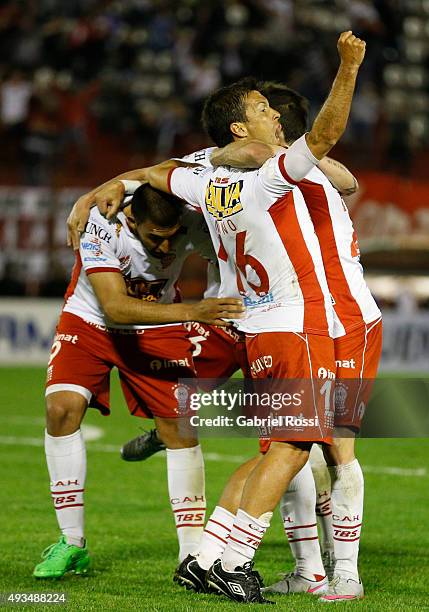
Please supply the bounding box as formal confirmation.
[241,563,266,601]
[329,575,341,590]
[251,569,265,588]
[41,540,68,560]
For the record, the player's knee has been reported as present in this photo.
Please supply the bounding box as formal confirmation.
[155,417,197,449]
[269,441,310,467]
[45,393,85,435]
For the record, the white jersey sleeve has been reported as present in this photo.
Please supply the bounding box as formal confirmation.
[79,211,121,275]
[173,147,216,168]
[257,135,319,203]
[169,165,210,210]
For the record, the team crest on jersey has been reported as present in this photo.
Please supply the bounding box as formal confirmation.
[204,179,243,220]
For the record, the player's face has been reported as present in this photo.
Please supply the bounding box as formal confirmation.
[136,219,181,259]
[240,90,282,145]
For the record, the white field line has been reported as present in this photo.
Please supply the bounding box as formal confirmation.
[0,417,103,442]
[0,435,426,477]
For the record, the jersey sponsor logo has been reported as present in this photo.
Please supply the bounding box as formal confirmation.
[150,358,191,371]
[318,367,335,380]
[124,277,168,301]
[335,358,356,369]
[83,256,108,262]
[184,322,210,337]
[81,241,102,252]
[84,222,112,244]
[250,355,272,375]
[205,179,243,220]
[244,293,274,308]
[82,236,105,258]
[54,333,78,344]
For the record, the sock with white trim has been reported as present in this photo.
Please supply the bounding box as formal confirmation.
[45,429,86,547]
[167,445,206,562]
[280,460,325,580]
[329,459,364,580]
[196,505,235,570]
[310,444,334,557]
[222,509,272,571]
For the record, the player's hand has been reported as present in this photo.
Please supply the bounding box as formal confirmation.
[190,298,245,326]
[337,31,366,69]
[94,181,126,221]
[67,193,95,250]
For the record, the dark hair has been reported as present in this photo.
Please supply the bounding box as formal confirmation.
[260,81,309,144]
[201,76,261,147]
[131,184,181,227]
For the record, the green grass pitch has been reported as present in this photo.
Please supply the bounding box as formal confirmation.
[0,367,428,611]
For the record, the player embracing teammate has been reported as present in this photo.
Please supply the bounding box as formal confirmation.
[141,30,372,604]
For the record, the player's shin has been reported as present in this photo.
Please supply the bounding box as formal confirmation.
[329,459,364,580]
[196,505,235,570]
[45,429,86,547]
[280,460,326,580]
[221,508,272,571]
[310,444,335,562]
[167,445,206,561]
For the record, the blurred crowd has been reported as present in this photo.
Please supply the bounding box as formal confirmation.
[0,0,428,186]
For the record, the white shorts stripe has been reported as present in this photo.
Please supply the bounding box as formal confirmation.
[45,384,92,402]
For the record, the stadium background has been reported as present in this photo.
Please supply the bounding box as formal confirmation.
[0,1,428,610]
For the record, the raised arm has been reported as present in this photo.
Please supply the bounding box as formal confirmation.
[89,271,244,327]
[306,31,365,160]
[210,139,358,195]
[318,157,359,195]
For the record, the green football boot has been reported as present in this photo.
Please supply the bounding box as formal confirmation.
[33,536,90,579]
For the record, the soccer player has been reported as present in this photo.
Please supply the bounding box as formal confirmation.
[143,31,366,603]
[202,81,382,601]
[33,184,244,579]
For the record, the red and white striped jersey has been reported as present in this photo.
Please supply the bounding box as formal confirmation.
[63,206,216,329]
[298,167,381,337]
[174,145,380,337]
[169,136,334,336]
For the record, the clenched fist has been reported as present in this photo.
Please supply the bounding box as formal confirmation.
[337,31,366,69]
